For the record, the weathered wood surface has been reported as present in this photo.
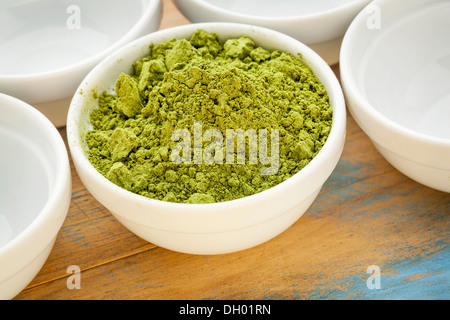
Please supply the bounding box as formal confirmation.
[14,0,449,300]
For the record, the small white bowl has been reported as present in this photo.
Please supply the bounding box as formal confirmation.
[67,23,346,255]
[0,0,162,127]
[0,94,71,300]
[340,0,450,193]
[173,0,371,65]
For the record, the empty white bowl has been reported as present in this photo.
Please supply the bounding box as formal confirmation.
[173,0,372,65]
[0,93,71,300]
[67,23,346,255]
[340,0,450,193]
[0,0,162,127]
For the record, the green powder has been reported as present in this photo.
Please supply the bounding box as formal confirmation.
[85,29,332,204]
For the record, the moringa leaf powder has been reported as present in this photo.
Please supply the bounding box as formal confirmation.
[85,29,332,204]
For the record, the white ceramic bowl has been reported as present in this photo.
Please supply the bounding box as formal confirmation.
[67,23,346,255]
[0,0,162,127]
[0,94,71,300]
[173,0,372,65]
[340,0,450,193]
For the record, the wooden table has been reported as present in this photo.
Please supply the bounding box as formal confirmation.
[15,0,449,300]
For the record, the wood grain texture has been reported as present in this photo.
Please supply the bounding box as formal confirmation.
[13,0,450,300]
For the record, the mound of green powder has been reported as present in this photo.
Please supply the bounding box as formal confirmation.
[85,29,332,204]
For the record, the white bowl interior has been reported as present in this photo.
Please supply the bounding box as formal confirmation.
[0,96,59,248]
[349,0,450,140]
[206,0,357,18]
[0,0,147,75]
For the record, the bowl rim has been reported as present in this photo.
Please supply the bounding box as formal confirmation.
[0,94,71,268]
[340,0,450,147]
[0,0,161,80]
[175,0,371,22]
[67,22,346,212]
